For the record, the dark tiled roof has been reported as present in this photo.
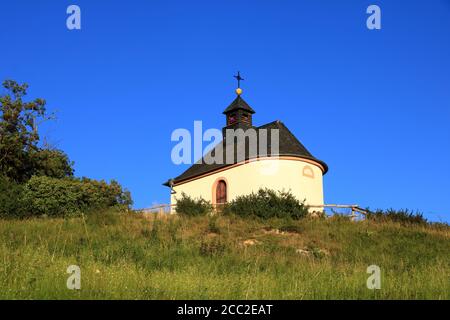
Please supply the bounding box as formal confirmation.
[222,96,255,114]
[164,120,328,186]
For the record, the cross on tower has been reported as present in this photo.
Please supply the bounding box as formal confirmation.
[234,71,244,88]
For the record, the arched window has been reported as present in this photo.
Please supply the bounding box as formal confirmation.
[215,180,227,204]
[302,165,315,179]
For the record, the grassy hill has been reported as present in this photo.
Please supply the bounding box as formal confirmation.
[0,211,448,299]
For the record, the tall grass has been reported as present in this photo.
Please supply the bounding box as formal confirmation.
[0,211,448,299]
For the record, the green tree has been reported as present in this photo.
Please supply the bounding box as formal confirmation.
[0,174,25,218]
[32,148,74,179]
[0,79,74,182]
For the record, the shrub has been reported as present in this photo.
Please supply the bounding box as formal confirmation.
[21,176,132,217]
[175,193,212,216]
[0,175,25,218]
[224,188,309,220]
[366,208,428,225]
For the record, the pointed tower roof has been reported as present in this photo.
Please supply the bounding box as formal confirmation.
[222,95,255,114]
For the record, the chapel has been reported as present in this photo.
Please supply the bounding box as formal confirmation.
[164,75,328,209]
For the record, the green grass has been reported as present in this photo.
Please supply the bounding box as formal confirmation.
[0,211,448,299]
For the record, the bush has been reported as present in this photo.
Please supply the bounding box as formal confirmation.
[224,188,309,220]
[366,208,428,225]
[175,193,212,216]
[20,176,132,217]
[0,175,25,218]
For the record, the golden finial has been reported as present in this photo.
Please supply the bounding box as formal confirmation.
[233,71,244,95]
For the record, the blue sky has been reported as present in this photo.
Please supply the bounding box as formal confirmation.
[1,1,449,221]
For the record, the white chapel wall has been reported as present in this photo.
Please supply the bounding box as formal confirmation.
[170,158,324,211]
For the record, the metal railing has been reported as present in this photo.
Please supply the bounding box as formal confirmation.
[137,203,369,220]
[308,204,369,220]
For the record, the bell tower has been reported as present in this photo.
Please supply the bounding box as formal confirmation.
[222,72,255,136]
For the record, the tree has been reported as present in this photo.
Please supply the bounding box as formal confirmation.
[0,80,74,182]
[32,148,74,179]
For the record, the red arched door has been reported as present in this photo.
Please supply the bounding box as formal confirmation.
[216,180,227,204]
